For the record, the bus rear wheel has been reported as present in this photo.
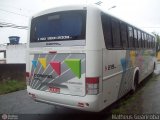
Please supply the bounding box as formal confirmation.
[131,71,139,93]
[151,62,155,75]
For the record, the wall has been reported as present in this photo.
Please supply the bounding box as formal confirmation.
[0,64,26,82]
[6,44,26,64]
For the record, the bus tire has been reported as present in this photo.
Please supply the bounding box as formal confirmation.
[131,71,139,93]
[151,62,155,75]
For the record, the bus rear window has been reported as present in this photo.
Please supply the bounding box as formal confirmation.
[30,10,86,43]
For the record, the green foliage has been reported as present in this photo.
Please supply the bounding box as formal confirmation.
[152,32,160,43]
[152,32,160,53]
[0,80,26,95]
[112,91,142,114]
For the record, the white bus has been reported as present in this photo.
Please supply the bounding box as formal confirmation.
[26,5,156,112]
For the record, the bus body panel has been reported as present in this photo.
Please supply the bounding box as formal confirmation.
[102,48,156,108]
[27,86,103,112]
[26,5,156,112]
[86,6,105,50]
[102,49,133,106]
[28,52,86,96]
[26,6,104,112]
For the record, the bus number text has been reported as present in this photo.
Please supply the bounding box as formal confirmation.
[105,64,116,71]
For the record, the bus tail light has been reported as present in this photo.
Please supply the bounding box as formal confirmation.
[26,72,30,77]
[77,102,84,107]
[86,77,99,95]
[49,51,57,54]
[26,72,30,85]
[77,102,89,107]
[28,92,36,99]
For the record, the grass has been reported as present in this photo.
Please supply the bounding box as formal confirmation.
[111,91,142,114]
[0,80,26,95]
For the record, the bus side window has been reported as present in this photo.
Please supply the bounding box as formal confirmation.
[101,14,112,48]
[144,33,147,48]
[153,37,155,48]
[150,36,152,48]
[120,22,128,49]
[128,26,134,49]
[146,34,149,48]
[138,31,142,48]
[148,35,150,48]
[151,37,154,48]
[149,36,151,48]
[143,33,146,48]
[111,18,122,49]
[134,29,138,48]
[141,32,144,48]
[151,36,153,48]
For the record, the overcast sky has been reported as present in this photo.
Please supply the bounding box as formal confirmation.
[0,0,160,44]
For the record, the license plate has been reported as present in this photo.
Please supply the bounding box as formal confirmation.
[49,87,60,93]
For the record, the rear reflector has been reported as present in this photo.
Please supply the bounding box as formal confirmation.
[77,102,89,107]
[49,51,57,54]
[86,77,99,95]
[78,102,84,107]
[28,92,36,99]
[26,72,30,77]
[26,72,30,85]
[86,77,99,84]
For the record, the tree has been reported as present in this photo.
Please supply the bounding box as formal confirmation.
[152,32,160,53]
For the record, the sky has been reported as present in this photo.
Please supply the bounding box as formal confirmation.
[0,0,160,44]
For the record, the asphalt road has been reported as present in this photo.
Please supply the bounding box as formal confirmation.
[0,64,160,120]
[0,90,93,120]
[0,90,107,120]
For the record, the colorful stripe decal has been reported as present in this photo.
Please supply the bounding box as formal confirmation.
[32,58,82,79]
[50,61,61,76]
[130,51,136,66]
[64,59,81,79]
[38,58,46,69]
[120,58,128,71]
[32,60,38,68]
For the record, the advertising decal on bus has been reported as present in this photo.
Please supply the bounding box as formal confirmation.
[31,58,81,78]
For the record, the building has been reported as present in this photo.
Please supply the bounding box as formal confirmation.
[0,45,6,64]
[0,43,26,64]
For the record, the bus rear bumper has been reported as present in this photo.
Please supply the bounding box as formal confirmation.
[27,86,102,112]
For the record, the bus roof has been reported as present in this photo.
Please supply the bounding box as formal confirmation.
[32,5,88,18]
[99,7,154,37]
[32,4,155,38]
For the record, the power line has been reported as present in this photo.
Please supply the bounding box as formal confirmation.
[0,25,28,30]
[0,25,28,29]
[0,21,28,26]
[0,21,21,26]
[95,1,103,5]
[0,21,27,27]
[0,8,29,17]
[0,22,28,30]
[141,27,160,28]
[0,4,32,12]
